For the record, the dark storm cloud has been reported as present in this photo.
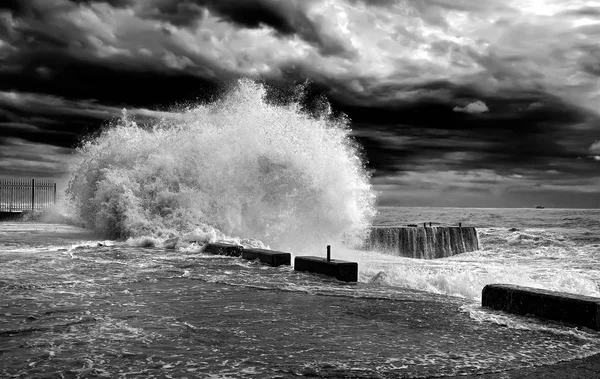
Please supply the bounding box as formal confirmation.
[347,92,600,178]
[0,90,181,178]
[0,91,113,177]
[60,0,351,56]
[0,137,72,178]
[0,0,598,206]
[68,0,134,7]
[2,0,598,109]
[150,0,297,31]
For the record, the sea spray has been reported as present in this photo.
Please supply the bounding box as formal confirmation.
[67,80,376,252]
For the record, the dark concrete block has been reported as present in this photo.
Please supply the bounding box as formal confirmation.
[482,284,600,330]
[242,248,291,267]
[203,242,243,257]
[0,212,22,221]
[294,256,358,282]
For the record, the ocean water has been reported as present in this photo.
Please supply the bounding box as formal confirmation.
[1,209,600,378]
[1,81,599,377]
[368,207,600,301]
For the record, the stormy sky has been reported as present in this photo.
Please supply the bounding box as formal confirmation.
[1,0,599,208]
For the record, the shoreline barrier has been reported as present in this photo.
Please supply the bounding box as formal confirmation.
[203,243,359,281]
[242,248,291,267]
[203,242,244,257]
[294,256,358,282]
[482,284,600,330]
[203,243,291,267]
[366,226,479,259]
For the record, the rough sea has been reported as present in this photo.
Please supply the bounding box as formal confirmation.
[1,207,599,378]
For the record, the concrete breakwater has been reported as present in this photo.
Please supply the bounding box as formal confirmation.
[483,284,600,330]
[203,243,291,267]
[366,226,479,259]
[203,243,358,282]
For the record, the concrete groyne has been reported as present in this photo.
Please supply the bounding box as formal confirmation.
[203,243,358,281]
[204,242,244,257]
[482,284,600,330]
[242,248,291,267]
[203,243,291,267]
[365,226,479,259]
[294,256,358,282]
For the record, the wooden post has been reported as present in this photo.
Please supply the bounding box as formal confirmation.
[54,183,57,205]
[31,178,35,211]
[327,245,331,262]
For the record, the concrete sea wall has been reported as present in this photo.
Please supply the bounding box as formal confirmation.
[365,226,479,259]
[482,284,600,330]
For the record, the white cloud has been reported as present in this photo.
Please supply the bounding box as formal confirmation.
[4,0,600,112]
[453,100,489,114]
[0,90,174,121]
[590,140,600,154]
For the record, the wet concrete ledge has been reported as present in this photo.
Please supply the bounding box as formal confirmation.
[294,256,358,282]
[482,284,600,330]
[0,212,23,221]
[203,243,291,267]
[242,248,291,267]
[203,242,244,257]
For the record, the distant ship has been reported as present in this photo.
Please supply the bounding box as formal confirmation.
[535,205,545,209]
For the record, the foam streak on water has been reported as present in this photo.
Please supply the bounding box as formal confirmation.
[66,80,376,253]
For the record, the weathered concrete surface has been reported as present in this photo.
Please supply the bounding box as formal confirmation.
[294,256,358,282]
[366,226,479,259]
[0,212,23,221]
[482,284,600,330]
[203,242,244,257]
[242,248,291,267]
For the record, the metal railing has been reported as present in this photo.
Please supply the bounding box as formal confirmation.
[0,178,57,212]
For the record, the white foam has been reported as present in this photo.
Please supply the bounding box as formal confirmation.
[359,228,600,301]
[66,80,376,253]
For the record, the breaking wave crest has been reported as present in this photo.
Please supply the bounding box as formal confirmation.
[67,80,376,252]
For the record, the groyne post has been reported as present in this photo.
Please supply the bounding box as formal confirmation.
[327,245,331,262]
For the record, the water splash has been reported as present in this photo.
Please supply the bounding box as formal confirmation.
[67,80,376,252]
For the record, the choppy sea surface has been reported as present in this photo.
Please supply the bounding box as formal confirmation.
[371,207,600,300]
[1,207,599,378]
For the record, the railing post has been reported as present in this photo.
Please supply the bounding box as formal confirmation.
[31,178,35,211]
